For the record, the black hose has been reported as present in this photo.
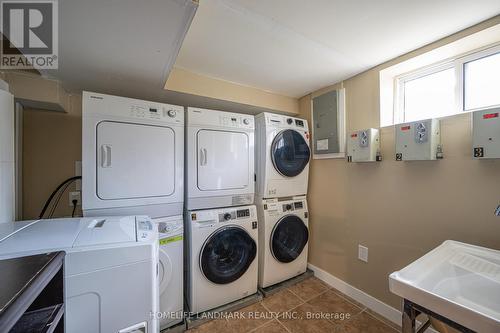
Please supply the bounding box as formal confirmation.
[39,176,82,219]
[71,200,77,218]
[48,181,72,218]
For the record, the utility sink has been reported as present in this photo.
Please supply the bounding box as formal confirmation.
[390,240,500,333]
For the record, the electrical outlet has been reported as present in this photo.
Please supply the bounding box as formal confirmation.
[69,191,81,206]
[358,245,368,263]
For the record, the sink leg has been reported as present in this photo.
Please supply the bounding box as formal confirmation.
[402,299,417,333]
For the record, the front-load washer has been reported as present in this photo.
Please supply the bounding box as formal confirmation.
[186,205,258,313]
[0,216,159,333]
[186,107,255,210]
[255,113,311,199]
[257,196,309,288]
[82,91,184,218]
[154,215,184,330]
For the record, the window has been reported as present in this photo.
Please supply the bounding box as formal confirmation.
[395,44,500,123]
[401,67,456,122]
[464,51,500,110]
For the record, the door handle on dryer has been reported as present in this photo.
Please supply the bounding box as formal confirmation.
[100,144,112,168]
[199,148,207,166]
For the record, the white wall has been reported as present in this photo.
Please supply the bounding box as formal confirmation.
[0,84,15,223]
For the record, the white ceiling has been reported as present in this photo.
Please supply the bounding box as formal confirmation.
[174,0,500,98]
[45,0,197,102]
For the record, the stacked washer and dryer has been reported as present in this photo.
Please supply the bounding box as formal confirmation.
[185,107,259,313]
[255,113,311,289]
[82,92,185,331]
[81,95,310,322]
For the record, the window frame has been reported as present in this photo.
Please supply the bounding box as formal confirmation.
[394,43,500,124]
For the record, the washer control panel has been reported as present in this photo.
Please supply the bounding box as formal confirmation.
[263,196,308,215]
[136,216,157,242]
[189,205,257,227]
[263,113,309,131]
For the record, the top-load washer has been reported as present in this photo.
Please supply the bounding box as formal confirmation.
[0,216,159,333]
[82,91,184,218]
[255,113,311,199]
[186,107,255,210]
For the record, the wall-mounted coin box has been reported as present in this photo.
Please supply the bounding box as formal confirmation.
[347,128,380,162]
[395,119,442,161]
[472,108,500,159]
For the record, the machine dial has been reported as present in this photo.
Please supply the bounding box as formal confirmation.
[285,204,292,211]
[167,110,177,118]
[287,118,293,125]
[223,213,232,221]
[243,118,250,125]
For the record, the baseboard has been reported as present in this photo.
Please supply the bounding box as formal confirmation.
[307,263,438,333]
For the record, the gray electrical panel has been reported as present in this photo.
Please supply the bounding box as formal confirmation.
[312,89,344,157]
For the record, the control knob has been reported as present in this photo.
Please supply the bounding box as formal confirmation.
[285,204,292,211]
[287,118,293,125]
[223,213,232,221]
[243,118,250,125]
[167,110,176,117]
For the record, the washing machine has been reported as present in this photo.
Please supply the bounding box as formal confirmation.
[82,91,184,218]
[154,215,184,330]
[255,113,311,199]
[0,216,159,333]
[186,205,258,313]
[186,107,255,210]
[257,196,309,288]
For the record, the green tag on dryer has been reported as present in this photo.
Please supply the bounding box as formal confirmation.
[159,235,183,245]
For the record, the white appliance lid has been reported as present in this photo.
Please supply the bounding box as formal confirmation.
[0,220,38,242]
[0,218,85,258]
[72,216,137,247]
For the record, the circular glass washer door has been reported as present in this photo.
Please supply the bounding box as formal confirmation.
[200,226,257,284]
[271,129,311,177]
[271,215,309,263]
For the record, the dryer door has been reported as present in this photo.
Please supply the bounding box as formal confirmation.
[96,121,175,200]
[271,129,310,177]
[197,130,249,191]
[200,226,256,284]
[271,215,309,263]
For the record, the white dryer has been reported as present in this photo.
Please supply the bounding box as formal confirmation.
[0,216,159,333]
[257,196,309,288]
[154,215,184,330]
[186,107,255,210]
[255,113,311,199]
[82,91,184,218]
[186,205,258,313]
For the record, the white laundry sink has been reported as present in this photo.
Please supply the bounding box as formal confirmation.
[389,240,500,333]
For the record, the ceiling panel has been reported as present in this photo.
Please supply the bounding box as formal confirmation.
[175,0,500,97]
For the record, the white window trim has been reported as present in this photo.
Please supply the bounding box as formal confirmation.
[394,43,500,124]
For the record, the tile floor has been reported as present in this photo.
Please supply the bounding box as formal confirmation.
[188,276,400,333]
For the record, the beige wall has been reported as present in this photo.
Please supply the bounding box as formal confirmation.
[300,17,500,308]
[22,94,82,220]
[165,67,299,114]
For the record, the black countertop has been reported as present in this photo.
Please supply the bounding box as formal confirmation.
[0,252,65,332]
